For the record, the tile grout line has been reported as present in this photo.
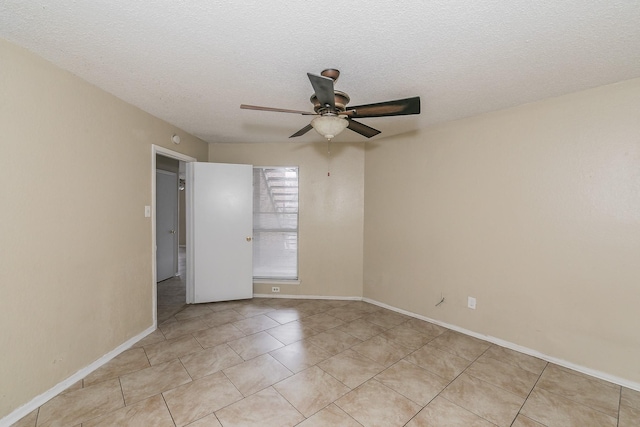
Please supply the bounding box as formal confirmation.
[159,393,178,427]
[534,370,621,421]
[435,341,501,427]
[268,382,307,423]
[508,360,549,427]
[117,376,126,409]
[302,321,456,426]
[462,358,540,402]
[617,386,622,427]
[441,396,501,427]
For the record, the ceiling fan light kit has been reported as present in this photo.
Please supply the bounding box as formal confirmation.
[311,115,349,140]
[240,69,421,141]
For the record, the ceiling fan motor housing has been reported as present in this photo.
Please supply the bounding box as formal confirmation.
[311,91,350,115]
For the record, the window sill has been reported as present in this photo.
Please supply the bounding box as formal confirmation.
[253,279,301,285]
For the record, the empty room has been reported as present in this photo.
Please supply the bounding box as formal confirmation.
[1,1,639,426]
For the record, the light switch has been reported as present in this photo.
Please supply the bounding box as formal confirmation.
[144,206,151,217]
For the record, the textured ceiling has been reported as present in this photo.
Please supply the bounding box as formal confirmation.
[1,1,639,144]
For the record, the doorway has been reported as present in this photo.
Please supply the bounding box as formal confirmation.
[155,164,183,323]
[151,145,196,327]
[156,168,178,282]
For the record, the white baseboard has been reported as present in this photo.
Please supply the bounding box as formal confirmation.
[1,325,156,427]
[253,279,301,285]
[253,293,362,301]
[363,297,640,392]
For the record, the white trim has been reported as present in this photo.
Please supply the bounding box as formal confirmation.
[1,325,156,427]
[151,145,196,327]
[156,169,177,176]
[253,279,301,285]
[252,165,300,169]
[253,293,361,300]
[362,297,640,392]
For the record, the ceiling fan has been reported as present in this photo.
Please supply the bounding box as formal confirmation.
[240,69,420,141]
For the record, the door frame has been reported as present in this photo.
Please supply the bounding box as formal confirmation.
[151,145,197,328]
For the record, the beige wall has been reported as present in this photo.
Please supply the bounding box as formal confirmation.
[210,142,364,298]
[364,78,640,383]
[0,39,208,418]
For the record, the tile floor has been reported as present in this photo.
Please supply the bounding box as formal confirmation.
[12,298,640,427]
[156,247,187,324]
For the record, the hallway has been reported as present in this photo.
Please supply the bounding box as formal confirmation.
[157,247,186,324]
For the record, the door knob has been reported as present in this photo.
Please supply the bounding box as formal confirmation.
[170,230,176,234]
[246,237,252,242]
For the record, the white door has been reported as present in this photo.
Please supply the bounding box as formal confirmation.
[186,162,253,303]
[156,170,178,281]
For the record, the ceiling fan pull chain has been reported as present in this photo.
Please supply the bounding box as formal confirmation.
[327,139,331,177]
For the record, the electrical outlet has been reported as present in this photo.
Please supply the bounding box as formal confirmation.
[467,296,476,310]
[271,287,280,293]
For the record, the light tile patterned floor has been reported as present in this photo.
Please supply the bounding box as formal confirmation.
[156,247,187,324]
[12,298,640,427]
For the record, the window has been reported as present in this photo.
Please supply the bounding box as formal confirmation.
[253,167,299,280]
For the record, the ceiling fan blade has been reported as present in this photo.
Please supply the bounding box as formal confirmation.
[240,104,316,115]
[307,73,335,109]
[289,124,314,138]
[347,119,381,138]
[342,96,420,118]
